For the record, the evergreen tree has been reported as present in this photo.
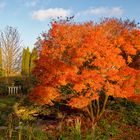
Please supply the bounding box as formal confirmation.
[21,48,26,75]
[25,47,30,75]
[0,47,2,76]
[29,47,38,75]
[21,47,30,75]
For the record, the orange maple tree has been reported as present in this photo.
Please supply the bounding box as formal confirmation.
[29,18,140,123]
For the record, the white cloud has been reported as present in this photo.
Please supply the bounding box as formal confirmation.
[31,8,71,21]
[78,7,123,17]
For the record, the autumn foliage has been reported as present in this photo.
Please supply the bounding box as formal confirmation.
[29,18,140,123]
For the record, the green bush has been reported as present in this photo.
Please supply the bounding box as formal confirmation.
[0,84,8,95]
[16,76,38,94]
[122,100,140,126]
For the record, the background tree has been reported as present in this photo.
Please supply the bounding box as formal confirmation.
[21,47,30,75]
[30,18,140,125]
[0,26,22,79]
[21,48,26,75]
[0,47,2,77]
[29,47,38,75]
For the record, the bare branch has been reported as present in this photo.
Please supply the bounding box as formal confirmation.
[0,26,23,77]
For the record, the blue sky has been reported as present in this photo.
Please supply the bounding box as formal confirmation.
[0,0,140,50]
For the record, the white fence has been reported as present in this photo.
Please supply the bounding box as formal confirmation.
[8,86,21,95]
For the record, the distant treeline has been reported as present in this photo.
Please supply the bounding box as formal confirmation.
[0,26,38,78]
[0,46,38,77]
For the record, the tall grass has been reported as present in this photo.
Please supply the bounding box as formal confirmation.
[0,114,47,140]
